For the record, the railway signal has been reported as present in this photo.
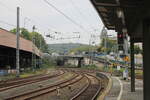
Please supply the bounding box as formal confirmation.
[117,33,124,44]
[117,33,124,51]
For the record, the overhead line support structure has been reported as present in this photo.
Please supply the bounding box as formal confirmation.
[16,7,20,77]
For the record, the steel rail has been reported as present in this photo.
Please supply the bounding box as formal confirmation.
[70,74,101,100]
[0,71,65,92]
[24,74,86,100]
[4,73,79,100]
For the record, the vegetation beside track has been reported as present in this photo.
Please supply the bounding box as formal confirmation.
[80,61,143,79]
[20,56,58,78]
[0,61,57,81]
[96,64,143,79]
[81,64,98,70]
[0,68,53,81]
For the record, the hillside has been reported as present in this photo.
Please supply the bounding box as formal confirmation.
[48,43,90,53]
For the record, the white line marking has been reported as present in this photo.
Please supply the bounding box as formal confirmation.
[116,77,123,100]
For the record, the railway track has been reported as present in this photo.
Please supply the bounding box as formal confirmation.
[70,74,101,100]
[0,69,106,100]
[23,74,86,100]
[4,72,80,100]
[0,74,43,84]
[0,70,65,92]
[0,71,60,87]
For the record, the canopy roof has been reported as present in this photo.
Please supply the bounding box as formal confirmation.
[0,28,41,56]
[91,0,148,42]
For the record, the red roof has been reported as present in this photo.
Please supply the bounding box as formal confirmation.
[0,28,41,56]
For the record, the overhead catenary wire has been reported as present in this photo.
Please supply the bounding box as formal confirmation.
[0,1,56,36]
[0,0,94,43]
[43,0,90,33]
[56,0,88,33]
[49,0,85,37]
[69,0,98,43]
[50,0,100,35]
[0,0,81,35]
[69,0,96,31]
[69,0,101,44]
[44,0,96,44]
[0,2,16,27]
[0,1,16,14]
[0,20,16,27]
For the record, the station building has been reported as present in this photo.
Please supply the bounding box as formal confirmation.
[0,28,41,72]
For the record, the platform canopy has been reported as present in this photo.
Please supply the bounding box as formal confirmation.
[90,0,149,42]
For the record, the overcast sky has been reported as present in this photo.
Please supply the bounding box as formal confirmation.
[0,0,116,45]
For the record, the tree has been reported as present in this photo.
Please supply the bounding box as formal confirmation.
[30,32,48,52]
[69,45,97,54]
[10,28,16,34]
[99,38,117,54]
[10,28,48,52]
[134,45,142,54]
[21,28,31,40]
[10,28,31,40]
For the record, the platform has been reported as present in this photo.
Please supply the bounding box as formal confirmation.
[105,76,143,100]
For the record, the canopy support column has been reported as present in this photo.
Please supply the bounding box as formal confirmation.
[130,38,135,92]
[143,18,150,100]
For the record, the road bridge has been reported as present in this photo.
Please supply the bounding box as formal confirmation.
[56,55,111,68]
[56,55,84,67]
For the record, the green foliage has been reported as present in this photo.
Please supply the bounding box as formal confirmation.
[69,45,97,54]
[42,58,53,68]
[134,45,142,54]
[10,28,31,40]
[99,38,117,54]
[10,28,48,52]
[81,64,98,70]
[48,43,98,54]
[31,32,48,52]
[41,56,57,68]
[48,43,88,54]
[21,28,31,40]
[10,28,16,34]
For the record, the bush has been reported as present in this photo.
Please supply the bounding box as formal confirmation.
[82,64,98,70]
[41,57,56,68]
